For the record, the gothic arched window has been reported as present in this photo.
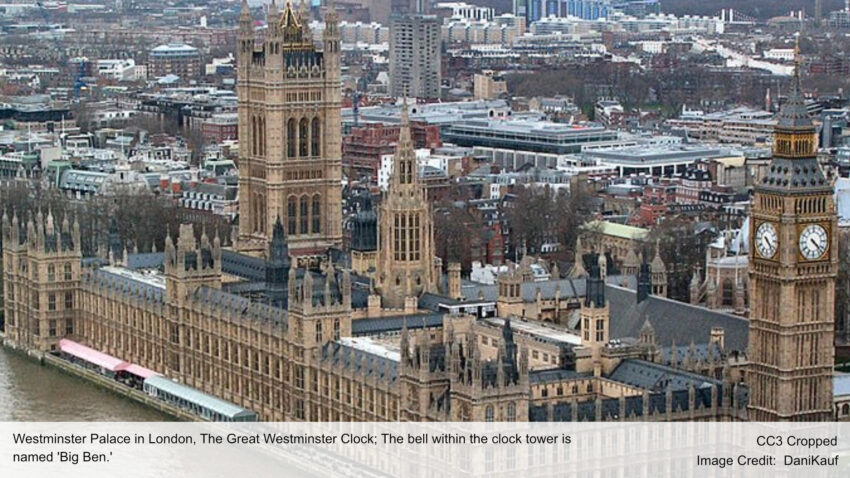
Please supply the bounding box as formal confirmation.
[299,118,309,157]
[287,118,296,158]
[311,194,321,234]
[311,117,320,156]
[484,405,494,422]
[251,116,257,156]
[507,403,516,422]
[300,196,308,234]
[252,192,260,232]
[287,196,297,235]
[258,194,266,234]
[722,279,734,307]
[259,117,266,156]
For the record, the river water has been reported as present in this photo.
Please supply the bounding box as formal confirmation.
[0,346,170,421]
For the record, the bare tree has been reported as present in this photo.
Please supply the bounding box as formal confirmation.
[434,201,483,271]
[506,185,592,260]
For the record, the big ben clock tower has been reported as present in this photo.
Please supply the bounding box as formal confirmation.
[748,41,836,421]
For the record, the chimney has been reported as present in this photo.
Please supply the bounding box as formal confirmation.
[367,294,381,316]
[710,327,725,351]
[448,262,462,300]
[404,296,418,314]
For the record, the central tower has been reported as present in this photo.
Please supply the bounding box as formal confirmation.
[376,100,437,308]
[748,42,836,421]
[237,0,343,258]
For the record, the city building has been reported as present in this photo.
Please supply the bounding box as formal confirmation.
[201,113,239,143]
[389,14,441,100]
[473,71,507,100]
[443,118,619,155]
[690,231,749,316]
[516,0,611,23]
[343,121,440,179]
[344,99,512,129]
[96,59,138,81]
[149,43,201,81]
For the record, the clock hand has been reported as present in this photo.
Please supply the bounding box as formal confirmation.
[810,238,818,249]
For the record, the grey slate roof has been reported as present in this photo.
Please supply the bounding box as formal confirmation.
[321,341,399,382]
[758,157,829,193]
[459,275,636,303]
[221,250,267,281]
[529,368,590,384]
[608,359,720,392]
[777,73,812,129]
[351,313,445,336]
[418,292,466,311]
[659,343,722,366]
[126,252,164,270]
[89,267,164,303]
[192,286,287,327]
[606,285,749,353]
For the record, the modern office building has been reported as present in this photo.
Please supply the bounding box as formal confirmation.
[443,118,619,155]
[515,0,611,23]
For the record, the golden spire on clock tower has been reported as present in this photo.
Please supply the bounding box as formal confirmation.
[771,36,817,160]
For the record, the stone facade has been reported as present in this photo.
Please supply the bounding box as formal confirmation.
[747,52,836,421]
[1,211,81,352]
[375,101,438,308]
[3,213,752,422]
[236,1,343,257]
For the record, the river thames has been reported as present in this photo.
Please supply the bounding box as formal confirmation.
[0,346,169,421]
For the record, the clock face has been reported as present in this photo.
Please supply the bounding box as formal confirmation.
[755,222,778,259]
[798,224,828,260]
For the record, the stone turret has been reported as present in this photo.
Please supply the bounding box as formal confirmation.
[2,208,81,351]
[266,216,292,306]
[164,224,222,302]
[447,262,462,300]
[237,0,253,69]
[570,237,587,278]
[444,320,529,421]
[376,97,437,307]
[622,248,639,276]
[650,241,667,297]
[689,267,702,304]
[496,261,524,317]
